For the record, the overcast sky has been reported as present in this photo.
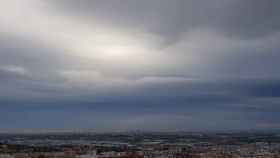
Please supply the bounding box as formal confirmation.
[0,0,280,132]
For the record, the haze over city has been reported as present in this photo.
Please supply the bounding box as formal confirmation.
[0,0,280,132]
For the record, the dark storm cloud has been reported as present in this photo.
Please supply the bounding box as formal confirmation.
[9,78,276,112]
[2,77,280,131]
[107,79,280,107]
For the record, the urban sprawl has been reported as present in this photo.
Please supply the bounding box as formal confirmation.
[0,132,280,158]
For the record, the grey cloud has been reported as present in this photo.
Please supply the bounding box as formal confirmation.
[0,0,280,131]
[49,0,280,42]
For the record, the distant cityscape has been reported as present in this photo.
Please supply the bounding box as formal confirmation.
[1,0,280,158]
[1,132,280,158]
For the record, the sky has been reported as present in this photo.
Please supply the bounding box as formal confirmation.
[0,0,280,132]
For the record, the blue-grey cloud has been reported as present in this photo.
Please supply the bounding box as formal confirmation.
[0,0,279,131]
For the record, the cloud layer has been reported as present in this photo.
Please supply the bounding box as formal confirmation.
[0,0,280,132]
